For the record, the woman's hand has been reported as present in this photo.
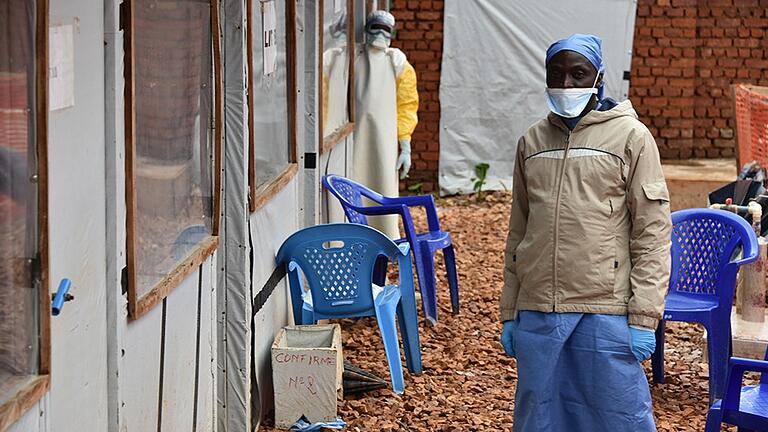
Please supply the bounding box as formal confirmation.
[501,320,518,358]
[629,326,656,361]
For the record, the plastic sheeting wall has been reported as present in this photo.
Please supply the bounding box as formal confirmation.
[103,0,218,431]
[217,0,317,430]
[438,0,637,195]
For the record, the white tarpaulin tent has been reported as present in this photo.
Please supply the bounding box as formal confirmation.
[438,0,637,195]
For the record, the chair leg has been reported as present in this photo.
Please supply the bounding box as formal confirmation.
[409,243,433,323]
[396,296,422,374]
[704,407,723,432]
[419,244,438,324]
[706,322,732,403]
[651,320,666,384]
[300,305,315,325]
[442,244,460,314]
[374,300,405,394]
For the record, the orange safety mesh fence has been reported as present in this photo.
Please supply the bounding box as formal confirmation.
[735,84,768,169]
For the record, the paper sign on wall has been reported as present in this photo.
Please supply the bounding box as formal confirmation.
[262,0,277,76]
[49,24,75,110]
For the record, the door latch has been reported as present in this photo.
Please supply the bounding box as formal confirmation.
[52,279,74,316]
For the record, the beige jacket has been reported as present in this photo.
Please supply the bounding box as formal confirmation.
[500,100,672,329]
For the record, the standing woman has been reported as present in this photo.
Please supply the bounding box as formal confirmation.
[499,34,671,431]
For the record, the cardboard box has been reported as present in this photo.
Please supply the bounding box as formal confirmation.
[272,324,343,429]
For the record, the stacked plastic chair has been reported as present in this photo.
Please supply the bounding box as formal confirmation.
[275,223,421,394]
[323,174,459,324]
[652,208,759,402]
[705,348,768,431]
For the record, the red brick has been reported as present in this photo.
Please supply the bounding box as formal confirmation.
[661,128,680,138]
[671,38,698,47]
[672,17,697,27]
[415,11,440,20]
[667,7,685,17]
[646,57,670,67]
[408,51,434,61]
[717,17,743,27]
[745,58,768,68]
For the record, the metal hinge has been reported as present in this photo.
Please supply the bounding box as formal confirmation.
[29,253,41,284]
[121,266,129,295]
[118,2,127,31]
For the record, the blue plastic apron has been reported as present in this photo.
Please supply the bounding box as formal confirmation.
[513,311,656,432]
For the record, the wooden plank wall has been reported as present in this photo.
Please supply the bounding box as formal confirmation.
[120,261,216,432]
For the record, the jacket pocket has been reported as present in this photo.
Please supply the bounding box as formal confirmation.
[514,239,537,295]
[641,181,670,203]
[514,247,528,286]
[598,232,617,297]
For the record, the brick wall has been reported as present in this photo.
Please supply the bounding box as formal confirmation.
[391,0,444,193]
[392,0,768,190]
[631,0,768,160]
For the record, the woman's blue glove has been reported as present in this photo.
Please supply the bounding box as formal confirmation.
[500,320,517,357]
[629,326,656,361]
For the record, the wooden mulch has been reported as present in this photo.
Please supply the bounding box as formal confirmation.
[261,192,742,431]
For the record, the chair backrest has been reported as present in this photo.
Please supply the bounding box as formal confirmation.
[276,223,400,317]
[762,346,768,385]
[670,208,756,299]
[322,175,370,225]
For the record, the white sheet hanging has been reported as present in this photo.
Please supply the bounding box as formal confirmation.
[438,0,637,195]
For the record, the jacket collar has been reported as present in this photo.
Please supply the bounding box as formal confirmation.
[546,99,638,133]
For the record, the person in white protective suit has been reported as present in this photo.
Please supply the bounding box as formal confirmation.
[322,13,350,135]
[353,10,419,240]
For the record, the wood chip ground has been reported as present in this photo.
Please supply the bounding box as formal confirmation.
[261,192,745,431]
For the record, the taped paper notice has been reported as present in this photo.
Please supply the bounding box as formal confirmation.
[49,24,75,110]
[262,0,277,75]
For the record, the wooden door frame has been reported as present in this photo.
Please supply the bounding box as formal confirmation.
[0,0,52,428]
[247,0,300,213]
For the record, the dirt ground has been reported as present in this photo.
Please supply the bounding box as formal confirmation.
[262,192,742,431]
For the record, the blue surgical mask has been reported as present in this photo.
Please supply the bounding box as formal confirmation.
[545,75,600,118]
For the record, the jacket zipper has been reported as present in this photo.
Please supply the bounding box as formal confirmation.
[552,130,571,309]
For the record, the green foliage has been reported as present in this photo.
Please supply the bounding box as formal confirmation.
[472,162,490,202]
[407,182,424,195]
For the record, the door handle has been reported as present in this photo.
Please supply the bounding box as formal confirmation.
[51,278,74,316]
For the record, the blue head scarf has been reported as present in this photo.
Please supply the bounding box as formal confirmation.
[545,34,605,100]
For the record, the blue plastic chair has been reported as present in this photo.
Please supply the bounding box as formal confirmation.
[651,208,759,402]
[705,349,768,432]
[275,223,422,394]
[322,174,459,324]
